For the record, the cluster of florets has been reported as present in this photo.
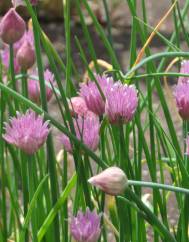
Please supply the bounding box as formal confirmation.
[60,74,138,154]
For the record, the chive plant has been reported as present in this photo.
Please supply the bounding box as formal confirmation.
[1,0,189,241]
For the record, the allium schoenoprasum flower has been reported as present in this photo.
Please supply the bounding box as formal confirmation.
[0,8,26,44]
[70,208,101,242]
[105,82,138,124]
[174,82,189,120]
[88,167,127,196]
[3,110,49,155]
[178,60,189,84]
[28,69,55,103]
[80,75,114,116]
[60,115,100,153]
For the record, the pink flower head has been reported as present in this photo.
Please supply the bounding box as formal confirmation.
[60,115,100,153]
[28,69,54,103]
[3,110,49,154]
[16,38,35,70]
[174,82,189,120]
[80,75,114,116]
[70,208,101,242]
[178,60,189,84]
[0,8,26,44]
[88,167,127,196]
[105,82,138,124]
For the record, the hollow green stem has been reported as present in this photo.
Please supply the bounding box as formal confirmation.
[9,44,16,91]
[118,191,177,242]
[27,155,38,242]
[9,44,18,110]
[128,180,189,195]
[123,51,189,79]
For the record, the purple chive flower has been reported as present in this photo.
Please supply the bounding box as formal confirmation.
[88,167,127,196]
[178,60,189,84]
[3,110,49,155]
[174,82,189,120]
[28,69,55,103]
[105,82,138,124]
[60,115,100,153]
[0,8,26,44]
[80,75,114,116]
[70,208,101,242]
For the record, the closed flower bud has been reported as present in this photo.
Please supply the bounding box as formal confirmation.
[0,8,26,44]
[88,167,127,196]
[16,40,35,70]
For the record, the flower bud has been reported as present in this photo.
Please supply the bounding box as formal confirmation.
[0,8,26,44]
[88,167,127,196]
[16,40,35,70]
[68,96,89,117]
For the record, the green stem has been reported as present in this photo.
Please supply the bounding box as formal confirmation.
[26,3,60,241]
[0,70,7,242]
[20,152,29,242]
[128,180,189,194]
[123,51,189,79]
[126,72,189,80]
[119,189,177,242]
[9,44,18,110]
[21,70,28,98]
[27,155,38,242]
[9,44,16,91]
